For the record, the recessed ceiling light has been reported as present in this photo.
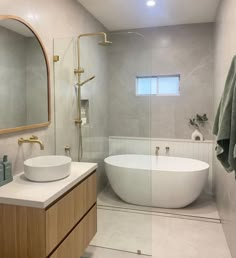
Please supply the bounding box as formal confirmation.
[146,0,156,7]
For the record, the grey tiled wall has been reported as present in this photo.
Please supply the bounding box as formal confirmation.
[107,24,214,140]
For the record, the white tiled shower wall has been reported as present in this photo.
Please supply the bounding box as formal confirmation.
[109,136,214,194]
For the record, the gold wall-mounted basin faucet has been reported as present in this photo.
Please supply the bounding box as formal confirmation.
[18,135,44,150]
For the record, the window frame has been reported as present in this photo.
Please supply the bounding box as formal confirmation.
[136,74,180,97]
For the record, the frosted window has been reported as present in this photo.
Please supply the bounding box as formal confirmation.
[158,76,180,95]
[136,75,180,96]
[136,77,157,95]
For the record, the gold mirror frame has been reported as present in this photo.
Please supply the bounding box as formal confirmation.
[0,15,51,134]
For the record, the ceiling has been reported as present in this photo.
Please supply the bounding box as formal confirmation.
[78,0,221,31]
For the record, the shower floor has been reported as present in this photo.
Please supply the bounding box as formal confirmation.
[84,186,231,258]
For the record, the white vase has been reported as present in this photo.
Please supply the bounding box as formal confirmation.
[191,129,203,141]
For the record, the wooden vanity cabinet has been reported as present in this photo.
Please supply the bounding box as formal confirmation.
[0,171,97,258]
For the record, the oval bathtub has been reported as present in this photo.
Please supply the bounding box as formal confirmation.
[104,154,209,209]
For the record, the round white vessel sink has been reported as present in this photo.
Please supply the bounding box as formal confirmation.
[24,156,72,182]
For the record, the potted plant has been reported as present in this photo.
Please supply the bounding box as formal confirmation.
[189,114,208,141]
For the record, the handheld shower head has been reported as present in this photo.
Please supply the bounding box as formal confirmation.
[79,76,95,87]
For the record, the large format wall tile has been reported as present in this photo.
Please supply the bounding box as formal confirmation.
[107,24,214,140]
[214,0,236,257]
[0,0,108,177]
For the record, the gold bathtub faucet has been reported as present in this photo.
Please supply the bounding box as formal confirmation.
[18,135,44,150]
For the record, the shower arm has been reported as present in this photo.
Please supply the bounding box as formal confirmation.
[76,32,108,70]
[78,32,108,42]
[75,32,109,76]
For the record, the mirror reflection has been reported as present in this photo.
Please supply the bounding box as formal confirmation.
[0,18,49,131]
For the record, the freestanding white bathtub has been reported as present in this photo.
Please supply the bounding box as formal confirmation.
[104,154,209,209]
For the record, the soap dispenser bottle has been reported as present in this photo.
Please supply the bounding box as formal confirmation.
[3,155,12,181]
[0,159,4,182]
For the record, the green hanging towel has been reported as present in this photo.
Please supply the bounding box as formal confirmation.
[213,56,236,172]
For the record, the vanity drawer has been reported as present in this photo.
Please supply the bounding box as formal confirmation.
[46,172,97,255]
[49,205,97,258]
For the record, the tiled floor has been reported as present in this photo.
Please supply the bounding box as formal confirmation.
[84,187,231,258]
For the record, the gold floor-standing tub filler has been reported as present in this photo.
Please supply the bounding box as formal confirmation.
[74,32,112,161]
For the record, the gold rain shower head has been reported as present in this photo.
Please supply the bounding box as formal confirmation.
[78,32,112,46]
[98,40,112,46]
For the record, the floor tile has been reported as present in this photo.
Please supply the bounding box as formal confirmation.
[152,215,231,258]
[91,208,152,255]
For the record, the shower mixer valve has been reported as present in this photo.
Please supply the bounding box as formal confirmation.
[74,119,83,125]
[155,146,160,156]
[165,146,170,155]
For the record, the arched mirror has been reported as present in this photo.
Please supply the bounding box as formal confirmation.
[0,15,50,134]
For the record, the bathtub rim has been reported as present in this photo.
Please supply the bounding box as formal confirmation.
[104,154,210,173]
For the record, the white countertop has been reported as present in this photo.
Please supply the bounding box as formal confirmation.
[0,162,97,209]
